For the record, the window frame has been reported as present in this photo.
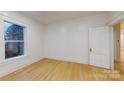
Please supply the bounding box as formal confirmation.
[3,20,27,61]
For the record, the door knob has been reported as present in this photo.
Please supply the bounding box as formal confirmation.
[90,48,92,52]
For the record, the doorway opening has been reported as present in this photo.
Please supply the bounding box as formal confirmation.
[113,20,124,72]
[113,21,124,62]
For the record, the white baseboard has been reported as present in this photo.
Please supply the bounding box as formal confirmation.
[44,56,88,64]
[0,56,88,78]
[0,57,44,77]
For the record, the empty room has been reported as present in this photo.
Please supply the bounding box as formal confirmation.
[0,11,124,81]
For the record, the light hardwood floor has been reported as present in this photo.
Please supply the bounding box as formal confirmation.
[0,58,124,81]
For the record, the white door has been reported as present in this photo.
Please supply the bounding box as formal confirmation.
[89,27,110,69]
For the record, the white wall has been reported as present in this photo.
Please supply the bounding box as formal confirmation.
[0,12,44,77]
[44,13,110,64]
[0,12,118,77]
[121,30,124,50]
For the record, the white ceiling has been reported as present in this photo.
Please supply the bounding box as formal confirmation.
[20,11,109,24]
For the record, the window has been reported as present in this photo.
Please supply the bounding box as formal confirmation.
[4,21,25,59]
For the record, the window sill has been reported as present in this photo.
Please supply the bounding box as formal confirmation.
[4,55,27,62]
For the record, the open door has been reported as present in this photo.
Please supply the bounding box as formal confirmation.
[89,27,111,69]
